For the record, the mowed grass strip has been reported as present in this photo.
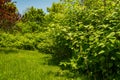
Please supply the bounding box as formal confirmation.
[0,48,68,80]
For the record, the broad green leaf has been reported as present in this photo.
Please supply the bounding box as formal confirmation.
[109,38,116,44]
[98,43,105,47]
[106,32,115,38]
[98,50,105,54]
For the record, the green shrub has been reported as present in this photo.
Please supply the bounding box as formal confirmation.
[15,21,45,33]
[54,24,120,79]
[51,2,120,79]
[0,32,54,53]
[34,32,54,53]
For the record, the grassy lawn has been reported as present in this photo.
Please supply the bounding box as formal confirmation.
[0,48,72,80]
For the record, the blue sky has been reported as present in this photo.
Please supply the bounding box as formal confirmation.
[12,0,59,14]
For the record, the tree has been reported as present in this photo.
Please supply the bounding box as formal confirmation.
[22,7,45,26]
[18,7,46,33]
[0,0,20,30]
[47,2,64,13]
[45,2,65,25]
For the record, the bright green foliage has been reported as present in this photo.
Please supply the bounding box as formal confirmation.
[16,21,43,33]
[0,32,54,53]
[47,2,63,13]
[48,0,120,79]
[17,7,46,33]
[22,7,45,25]
[45,2,65,25]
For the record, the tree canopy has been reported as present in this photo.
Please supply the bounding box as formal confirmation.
[0,0,20,30]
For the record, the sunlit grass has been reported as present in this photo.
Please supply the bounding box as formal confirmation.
[0,48,70,80]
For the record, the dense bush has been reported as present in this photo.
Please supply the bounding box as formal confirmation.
[50,0,120,79]
[56,24,120,79]
[15,21,46,33]
[0,32,53,52]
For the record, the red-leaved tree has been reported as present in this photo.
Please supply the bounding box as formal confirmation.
[0,0,20,30]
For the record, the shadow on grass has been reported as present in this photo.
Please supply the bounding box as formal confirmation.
[0,48,18,54]
[43,54,88,80]
[46,56,60,66]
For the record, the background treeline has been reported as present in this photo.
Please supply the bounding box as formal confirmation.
[0,0,120,79]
